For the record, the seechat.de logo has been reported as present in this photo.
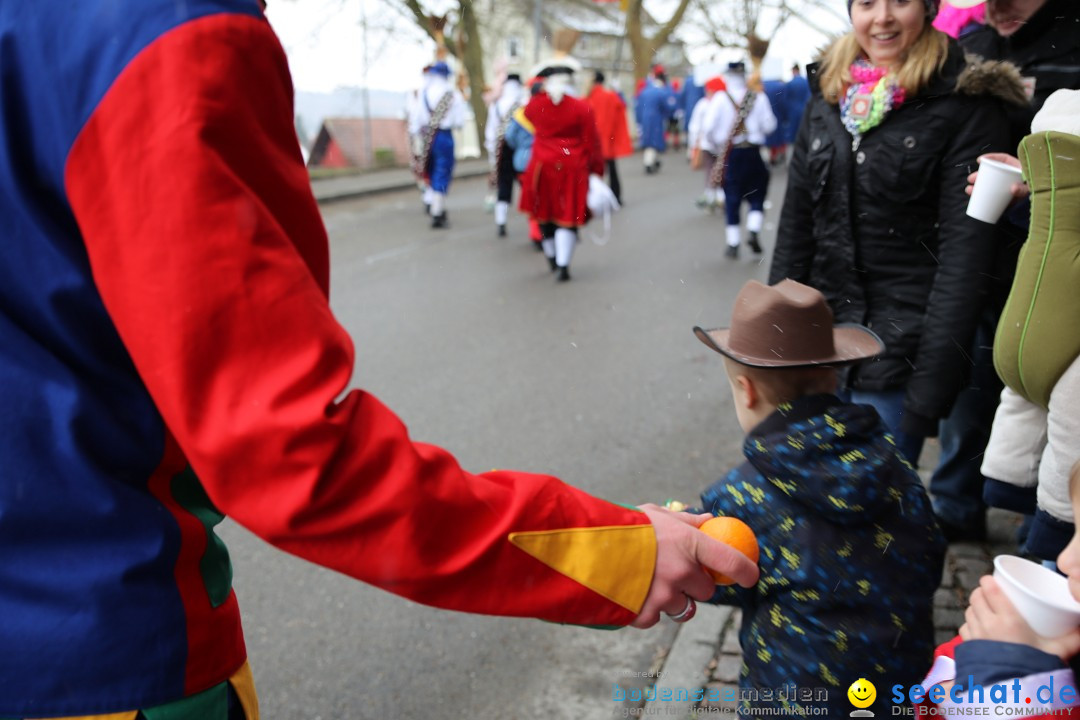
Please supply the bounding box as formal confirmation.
[850,678,878,717]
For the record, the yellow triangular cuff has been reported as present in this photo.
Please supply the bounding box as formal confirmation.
[512,106,535,134]
[509,524,656,613]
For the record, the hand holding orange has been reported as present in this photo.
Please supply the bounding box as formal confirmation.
[698,516,759,585]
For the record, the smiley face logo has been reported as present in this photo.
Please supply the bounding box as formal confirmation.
[847,678,876,710]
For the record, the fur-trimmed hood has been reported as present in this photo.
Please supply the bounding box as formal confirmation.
[956,52,1029,107]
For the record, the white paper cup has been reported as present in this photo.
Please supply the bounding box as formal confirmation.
[993,555,1080,638]
[966,158,1024,223]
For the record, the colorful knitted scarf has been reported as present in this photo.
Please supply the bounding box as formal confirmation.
[840,59,906,145]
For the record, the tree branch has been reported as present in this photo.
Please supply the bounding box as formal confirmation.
[652,0,694,49]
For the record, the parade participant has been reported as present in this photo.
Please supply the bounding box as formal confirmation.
[769,0,1025,467]
[408,60,467,229]
[692,279,945,717]
[519,58,607,282]
[635,69,676,174]
[0,3,759,718]
[925,0,1080,544]
[586,70,633,206]
[761,63,790,165]
[504,76,544,250]
[783,64,811,149]
[704,61,777,259]
[485,73,525,237]
[687,76,726,213]
[406,63,436,213]
[681,74,705,147]
[667,76,685,151]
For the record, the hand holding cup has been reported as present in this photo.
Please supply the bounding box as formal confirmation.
[965,154,1027,222]
[960,556,1080,661]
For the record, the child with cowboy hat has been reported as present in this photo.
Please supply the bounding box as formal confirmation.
[691,279,946,716]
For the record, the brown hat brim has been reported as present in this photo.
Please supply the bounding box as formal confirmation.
[693,323,884,368]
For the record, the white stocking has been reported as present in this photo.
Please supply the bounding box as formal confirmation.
[541,238,555,259]
[554,228,576,267]
[430,192,446,216]
[747,210,764,233]
[726,225,741,248]
[495,201,509,226]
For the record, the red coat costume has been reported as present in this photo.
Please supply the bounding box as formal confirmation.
[519,93,605,228]
[586,85,633,160]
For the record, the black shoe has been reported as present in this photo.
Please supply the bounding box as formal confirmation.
[747,232,762,254]
[431,213,448,229]
[497,224,507,237]
[644,165,654,175]
[935,512,988,544]
[654,160,662,173]
[532,241,543,252]
[556,266,571,282]
[547,255,558,272]
[725,244,739,259]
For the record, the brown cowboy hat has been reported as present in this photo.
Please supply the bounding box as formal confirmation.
[693,279,884,368]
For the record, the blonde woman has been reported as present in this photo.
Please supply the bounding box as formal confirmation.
[770,0,1026,474]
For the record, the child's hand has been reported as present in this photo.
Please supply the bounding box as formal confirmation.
[960,575,1080,661]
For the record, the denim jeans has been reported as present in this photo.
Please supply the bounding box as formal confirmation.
[929,312,999,526]
[844,388,925,468]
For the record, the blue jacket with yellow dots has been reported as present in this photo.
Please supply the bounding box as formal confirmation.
[702,393,946,717]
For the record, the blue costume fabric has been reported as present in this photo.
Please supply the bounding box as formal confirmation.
[784,74,811,145]
[723,147,770,225]
[503,113,534,173]
[427,128,455,193]
[682,77,705,132]
[762,80,789,149]
[0,2,660,716]
[701,394,946,717]
[635,83,676,151]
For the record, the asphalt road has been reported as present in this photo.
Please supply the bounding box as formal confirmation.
[218,153,789,719]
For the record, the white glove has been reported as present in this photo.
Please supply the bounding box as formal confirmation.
[587,174,620,215]
[586,174,619,246]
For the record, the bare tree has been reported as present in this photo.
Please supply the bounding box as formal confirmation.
[625,0,694,83]
[690,0,843,66]
[395,0,488,153]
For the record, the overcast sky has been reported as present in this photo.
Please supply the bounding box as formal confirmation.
[265,0,850,94]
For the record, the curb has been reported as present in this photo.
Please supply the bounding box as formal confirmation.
[312,164,491,205]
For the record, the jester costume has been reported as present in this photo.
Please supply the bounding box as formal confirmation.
[0,3,657,717]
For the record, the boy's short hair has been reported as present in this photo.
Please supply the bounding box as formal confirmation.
[722,356,838,405]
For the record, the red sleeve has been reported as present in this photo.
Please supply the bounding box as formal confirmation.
[64,13,654,625]
[584,104,605,176]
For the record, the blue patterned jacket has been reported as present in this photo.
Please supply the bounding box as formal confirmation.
[701,394,946,717]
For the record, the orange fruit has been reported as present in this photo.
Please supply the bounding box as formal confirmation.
[698,516,759,585]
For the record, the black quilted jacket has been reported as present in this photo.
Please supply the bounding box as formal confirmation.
[769,40,1025,435]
